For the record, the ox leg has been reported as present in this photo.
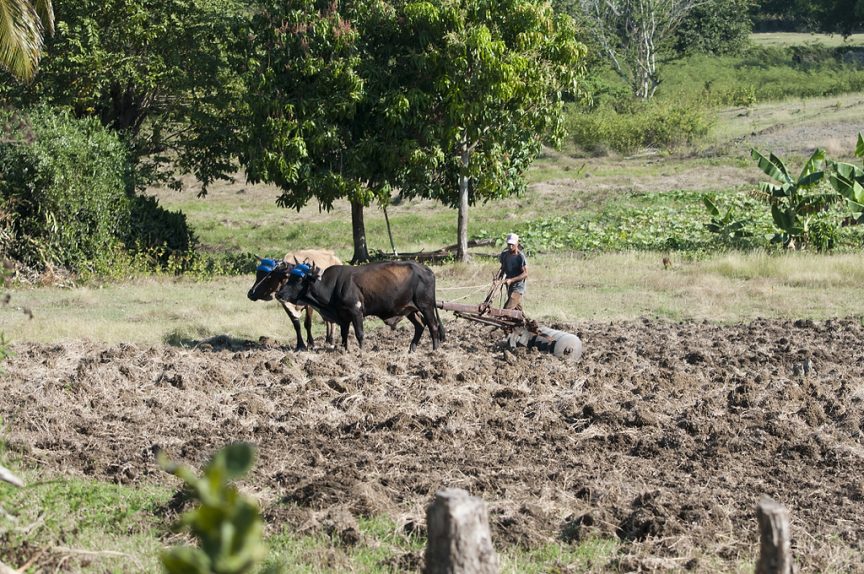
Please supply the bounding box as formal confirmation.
[325,321,334,345]
[419,306,441,350]
[280,302,307,352]
[351,312,365,350]
[407,313,425,353]
[304,307,315,349]
[339,322,351,350]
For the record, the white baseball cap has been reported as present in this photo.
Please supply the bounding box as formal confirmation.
[506,233,519,245]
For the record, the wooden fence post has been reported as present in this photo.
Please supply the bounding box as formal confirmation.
[755,496,793,574]
[424,488,499,574]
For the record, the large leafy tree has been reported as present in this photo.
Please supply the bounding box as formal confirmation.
[240,0,380,262]
[240,0,585,263]
[0,0,53,81]
[392,0,587,260]
[1,0,247,191]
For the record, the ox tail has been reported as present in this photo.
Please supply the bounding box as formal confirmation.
[434,305,446,342]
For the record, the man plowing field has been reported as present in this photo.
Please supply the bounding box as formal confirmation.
[438,233,582,361]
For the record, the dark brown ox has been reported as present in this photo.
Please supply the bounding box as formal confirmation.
[276,261,445,352]
[247,249,342,350]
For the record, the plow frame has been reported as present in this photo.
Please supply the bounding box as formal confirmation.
[435,301,537,333]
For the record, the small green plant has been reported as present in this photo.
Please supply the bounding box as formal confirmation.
[158,443,280,574]
[703,195,752,245]
[829,133,864,225]
[751,147,839,250]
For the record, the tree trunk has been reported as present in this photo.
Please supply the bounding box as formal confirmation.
[457,148,470,262]
[350,200,369,264]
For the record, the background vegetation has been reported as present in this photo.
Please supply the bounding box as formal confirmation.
[3,0,864,571]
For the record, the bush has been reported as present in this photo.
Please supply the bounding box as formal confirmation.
[0,108,132,273]
[126,194,197,265]
[566,100,712,155]
[0,107,198,276]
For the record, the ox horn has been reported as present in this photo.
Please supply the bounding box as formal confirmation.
[293,256,300,265]
[254,255,263,262]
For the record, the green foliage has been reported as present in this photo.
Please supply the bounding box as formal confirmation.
[475,190,770,253]
[672,0,754,56]
[241,0,586,259]
[753,0,864,36]
[0,0,54,81]
[393,0,588,208]
[703,195,753,245]
[750,147,839,249]
[0,0,248,193]
[159,443,278,574]
[0,107,132,272]
[0,107,199,276]
[241,0,366,211]
[829,133,864,222]
[566,100,712,154]
[126,195,197,265]
[672,46,864,104]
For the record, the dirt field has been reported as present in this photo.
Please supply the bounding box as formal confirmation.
[2,317,864,572]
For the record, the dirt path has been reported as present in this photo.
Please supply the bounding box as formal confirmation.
[2,318,863,572]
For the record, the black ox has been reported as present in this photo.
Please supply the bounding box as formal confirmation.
[276,261,445,352]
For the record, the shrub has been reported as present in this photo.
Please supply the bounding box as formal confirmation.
[0,107,199,276]
[672,0,753,57]
[126,194,197,265]
[0,108,132,273]
[159,443,279,574]
[566,100,712,155]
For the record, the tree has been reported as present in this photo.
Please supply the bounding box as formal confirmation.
[240,1,584,263]
[672,0,753,56]
[752,0,864,35]
[391,0,587,260]
[239,0,379,262]
[577,0,703,99]
[1,0,247,192]
[0,0,53,81]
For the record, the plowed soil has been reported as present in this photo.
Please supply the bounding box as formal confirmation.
[2,317,864,572]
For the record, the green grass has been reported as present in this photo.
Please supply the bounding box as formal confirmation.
[0,471,171,573]
[0,472,617,573]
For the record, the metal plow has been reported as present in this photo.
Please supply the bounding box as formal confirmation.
[437,284,583,361]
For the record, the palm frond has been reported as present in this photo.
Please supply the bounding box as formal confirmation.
[0,0,52,81]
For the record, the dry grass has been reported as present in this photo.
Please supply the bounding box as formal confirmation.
[751,32,864,48]
[3,251,863,346]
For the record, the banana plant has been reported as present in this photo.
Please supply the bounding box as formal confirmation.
[828,133,864,224]
[750,147,837,249]
[703,195,751,244]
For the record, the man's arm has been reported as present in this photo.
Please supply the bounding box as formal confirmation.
[504,265,527,286]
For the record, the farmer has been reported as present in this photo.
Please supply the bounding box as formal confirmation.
[496,232,528,311]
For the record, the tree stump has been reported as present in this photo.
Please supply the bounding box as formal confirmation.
[755,496,793,574]
[424,488,499,574]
